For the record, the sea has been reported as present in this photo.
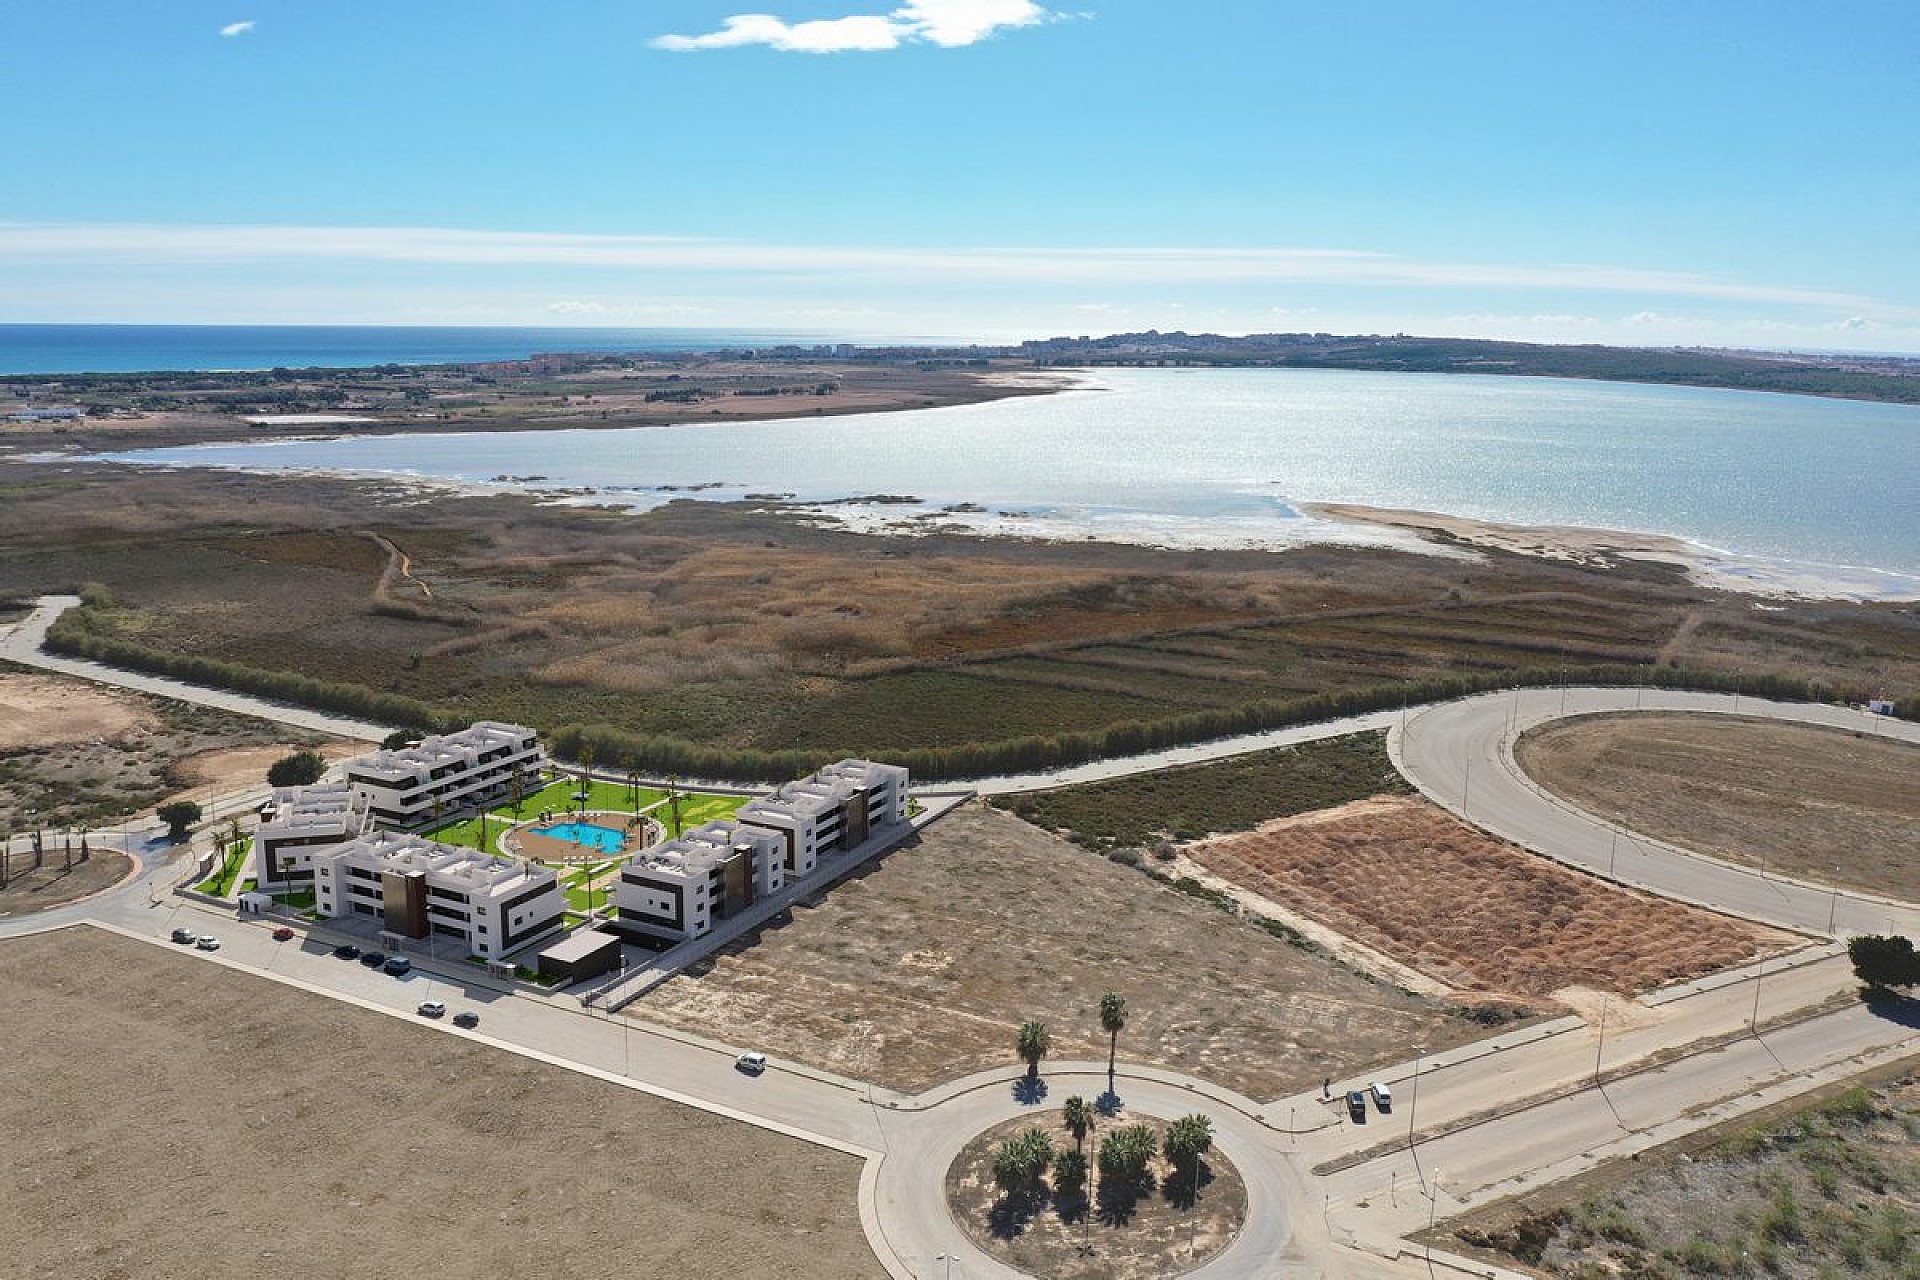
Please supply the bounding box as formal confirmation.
[86,366,1920,601]
[0,323,836,374]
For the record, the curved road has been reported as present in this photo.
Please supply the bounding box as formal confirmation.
[5,594,1918,1279]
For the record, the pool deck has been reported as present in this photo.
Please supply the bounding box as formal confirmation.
[504,810,656,863]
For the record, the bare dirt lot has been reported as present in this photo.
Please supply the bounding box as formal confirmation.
[633,803,1493,1101]
[1186,795,1792,1003]
[0,926,877,1280]
[947,1109,1247,1280]
[1516,712,1920,902]
[0,664,346,831]
[0,847,133,914]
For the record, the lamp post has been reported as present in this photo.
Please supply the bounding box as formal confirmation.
[1750,960,1765,1037]
[1461,757,1471,820]
[1593,1000,1607,1087]
[1408,1045,1426,1189]
[1827,873,1840,937]
[935,1252,956,1280]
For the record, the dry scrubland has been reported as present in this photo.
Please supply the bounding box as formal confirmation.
[1517,713,1920,901]
[0,927,877,1280]
[635,803,1489,1100]
[4,462,1917,775]
[1186,795,1792,1002]
[1453,1071,1920,1280]
[0,663,341,830]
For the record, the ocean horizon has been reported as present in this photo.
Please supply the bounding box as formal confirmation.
[0,323,865,376]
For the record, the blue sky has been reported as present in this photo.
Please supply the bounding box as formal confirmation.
[4,1,1919,350]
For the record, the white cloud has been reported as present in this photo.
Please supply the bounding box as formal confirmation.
[653,0,1055,53]
[218,20,255,38]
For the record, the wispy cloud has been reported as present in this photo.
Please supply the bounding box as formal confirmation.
[0,222,1907,320]
[653,0,1057,53]
[218,20,255,38]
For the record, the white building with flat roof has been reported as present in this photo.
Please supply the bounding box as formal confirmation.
[735,758,909,876]
[311,831,563,961]
[254,782,371,891]
[610,820,785,944]
[342,721,542,827]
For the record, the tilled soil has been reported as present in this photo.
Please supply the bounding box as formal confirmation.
[1516,712,1920,902]
[0,927,878,1280]
[633,803,1486,1100]
[1187,796,1792,1000]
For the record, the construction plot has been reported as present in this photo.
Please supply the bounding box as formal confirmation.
[1186,795,1794,1003]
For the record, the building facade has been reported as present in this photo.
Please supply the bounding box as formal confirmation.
[609,820,786,944]
[734,758,910,876]
[341,721,542,827]
[253,782,371,891]
[311,831,563,961]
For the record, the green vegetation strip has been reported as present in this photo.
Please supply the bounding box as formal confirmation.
[193,839,251,897]
[991,731,1409,850]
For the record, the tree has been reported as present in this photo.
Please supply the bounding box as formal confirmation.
[509,766,529,815]
[1849,934,1920,992]
[1097,1123,1157,1184]
[991,1126,1055,1197]
[157,800,202,843]
[266,749,327,788]
[1016,1020,1052,1079]
[380,729,417,751]
[1162,1113,1214,1171]
[1052,1147,1088,1197]
[622,755,640,809]
[1062,1095,1093,1153]
[1099,990,1128,1080]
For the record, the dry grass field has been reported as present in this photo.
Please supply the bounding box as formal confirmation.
[1516,713,1920,901]
[633,803,1494,1101]
[0,927,878,1280]
[1186,796,1792,1002]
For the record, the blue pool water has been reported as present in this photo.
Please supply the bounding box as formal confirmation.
[536,821,627,854]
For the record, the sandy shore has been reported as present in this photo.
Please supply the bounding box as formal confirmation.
[1306,503,1920,602]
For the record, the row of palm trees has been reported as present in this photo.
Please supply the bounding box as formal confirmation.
[1015,990,1129,1083]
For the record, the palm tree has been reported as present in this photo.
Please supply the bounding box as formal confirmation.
[622,755,640,809]
[1062,1095,1093,1152]
[509,766,528,815]
[1016,1020,1052,1080]
[1099,991,1128,1083]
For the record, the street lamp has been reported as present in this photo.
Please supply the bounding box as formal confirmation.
[1593,1000,1607,1087]
[1750,960,1765,1037]
[935,1252,956,1280]
[1407,1045,1426,1188]
[1827,872,1840,937]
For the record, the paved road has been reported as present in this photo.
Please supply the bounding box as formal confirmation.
[1393,686,1920,937]
[4,595,1918,1278]
[0,595,391,741]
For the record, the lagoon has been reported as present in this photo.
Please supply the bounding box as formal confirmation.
[96,368,1920,598]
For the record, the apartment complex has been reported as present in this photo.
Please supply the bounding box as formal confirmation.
[253,782,371,891]
[609,820,786,944]
[734,758,910,876]
[342,721,542,827]
[311,831,563,961]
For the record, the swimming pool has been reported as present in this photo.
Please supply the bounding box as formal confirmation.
[535,821,627,855]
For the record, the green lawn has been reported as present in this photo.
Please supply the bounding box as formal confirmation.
[424,774,745,851]
[193,838,251,897]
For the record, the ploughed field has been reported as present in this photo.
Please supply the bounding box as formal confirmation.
[632,803,1494,1100]
[1516,712,1920,902]
[0,927,876,1280]
[1186,796,1793,1002]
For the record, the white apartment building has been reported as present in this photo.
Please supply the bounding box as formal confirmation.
[610,821,786,944]
[311,831,563,961]
[735,758,909,876]
[253,783,371,891]
[341,721,542,827]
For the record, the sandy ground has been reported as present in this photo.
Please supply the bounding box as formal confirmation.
[0,670,152,750]
[1186,796,1793,1002]
[947,1109,1247,1280]
[0,927,877,1280]
[633,803,1490,1102]
[165,739,364,794]
[0,849,133,914]
[1516,712,1920,902]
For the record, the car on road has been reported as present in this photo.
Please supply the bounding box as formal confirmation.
[416,1000,446,1018]
[170,927,198,944]
[1346,1090,1368,1123]
[382,956,412,976]
[195,935,221,951]
[452,1011,480,1029]
[359,951,387,968]
[332,944,361,960]
[1370,1082,1393,1113]
[735,1052,768,1075]
[271,926,295,942]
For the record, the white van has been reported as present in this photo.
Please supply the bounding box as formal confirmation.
[735,1052,768,1075]
[1369,1081,1393,1112]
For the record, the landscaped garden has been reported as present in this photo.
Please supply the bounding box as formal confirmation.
[422,772,745,857]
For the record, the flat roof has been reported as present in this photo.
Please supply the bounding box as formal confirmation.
[539,929,622,963]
